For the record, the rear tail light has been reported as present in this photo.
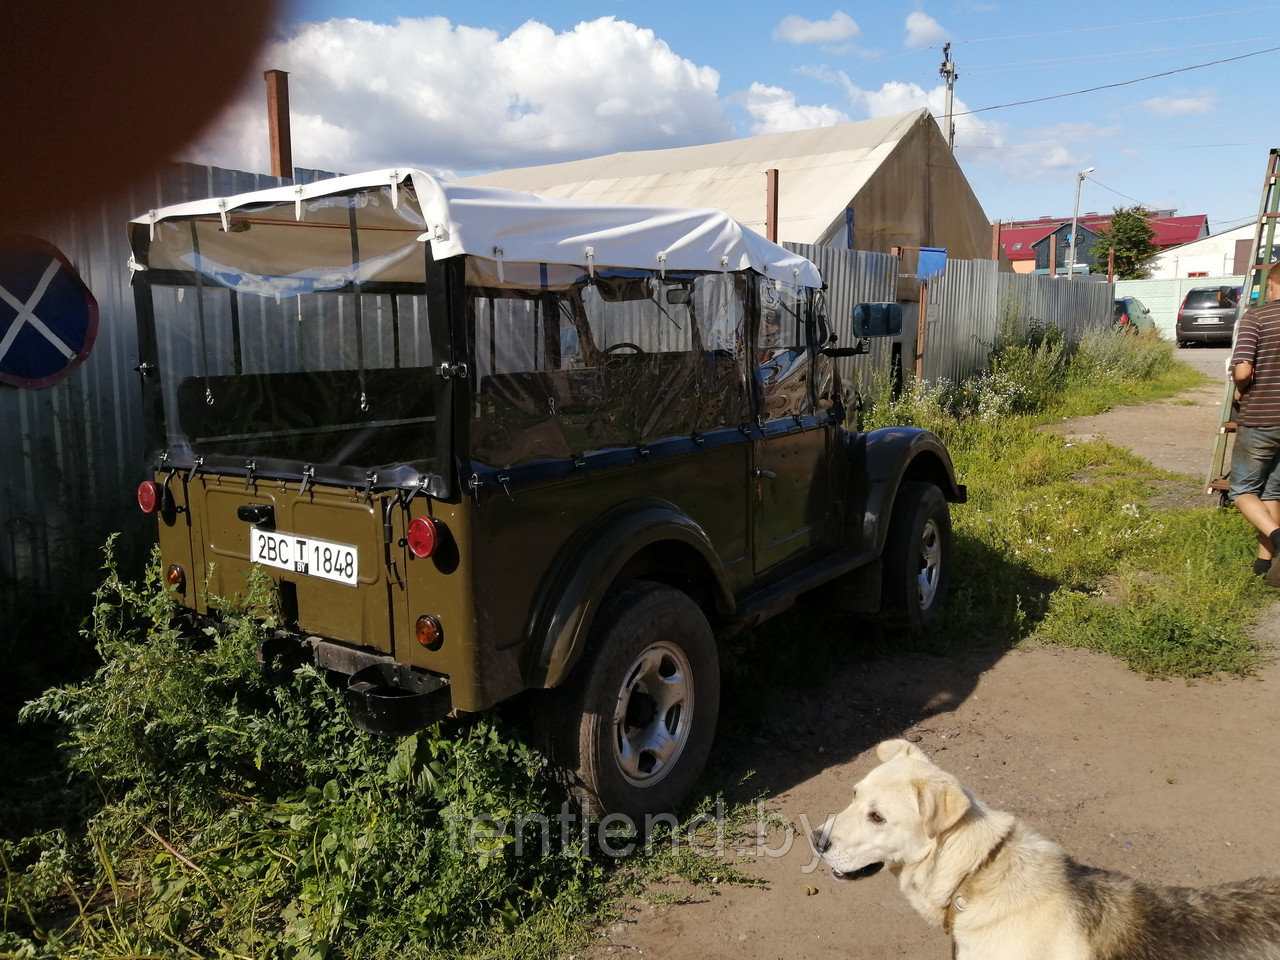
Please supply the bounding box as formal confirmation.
[137,480,161,514]
[416,614,443,649]
[406,517,439,558]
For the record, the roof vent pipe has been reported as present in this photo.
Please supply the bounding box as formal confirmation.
[264,68,293,180]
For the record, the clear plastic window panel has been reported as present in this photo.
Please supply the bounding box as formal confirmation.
[469,267,750,468]
[756,279,815,420]
[144,187,437,471]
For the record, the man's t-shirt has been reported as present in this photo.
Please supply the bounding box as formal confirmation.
[1231,299,1280,427]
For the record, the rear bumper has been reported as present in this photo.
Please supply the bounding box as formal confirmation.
[1176,324,1233,343]
[258,632,453,736]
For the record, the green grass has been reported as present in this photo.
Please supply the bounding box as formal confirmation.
[853,326,1269,677]
[3,324,1271,959]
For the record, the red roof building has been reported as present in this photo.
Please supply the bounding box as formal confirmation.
[997,211,1209,275]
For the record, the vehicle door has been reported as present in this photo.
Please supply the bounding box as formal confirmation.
[750,279,838,573]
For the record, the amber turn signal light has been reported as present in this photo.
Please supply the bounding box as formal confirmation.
[165,563,186,593]
[416,614,443,650]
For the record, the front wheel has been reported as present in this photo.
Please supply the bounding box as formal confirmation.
[543,580,719,821]
[880,481,951,631]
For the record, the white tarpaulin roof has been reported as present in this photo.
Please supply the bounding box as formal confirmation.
[463,108,1001,263]
[133,168,823,287]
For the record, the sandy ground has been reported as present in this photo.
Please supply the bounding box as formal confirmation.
[584,346,1280,960]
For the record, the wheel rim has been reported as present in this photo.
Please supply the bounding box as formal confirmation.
[916,517,942,609]
[611,642,694,787]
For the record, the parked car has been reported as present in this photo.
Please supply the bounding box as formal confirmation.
[1176,285,1241,346]
[127,170,966,819]
[1113,296,1156,333]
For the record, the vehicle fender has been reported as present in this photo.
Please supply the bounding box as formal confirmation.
[528,498,734,690]
[851,426,966,557]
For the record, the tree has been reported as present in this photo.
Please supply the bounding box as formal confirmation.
[1087,206,1158,279]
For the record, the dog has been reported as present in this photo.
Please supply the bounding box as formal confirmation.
[811,739,1280,959]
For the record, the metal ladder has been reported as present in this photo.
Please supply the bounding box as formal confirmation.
[1205,147,1280,503]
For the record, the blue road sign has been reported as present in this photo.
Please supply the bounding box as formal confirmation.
[0,236,98,389]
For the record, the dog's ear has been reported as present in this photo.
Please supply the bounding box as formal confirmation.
[876,739,929,763]
[913,775,971,839]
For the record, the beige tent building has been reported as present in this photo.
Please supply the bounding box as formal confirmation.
[464,107,1003,264]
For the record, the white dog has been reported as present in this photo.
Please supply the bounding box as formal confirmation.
[811,739,1280,960]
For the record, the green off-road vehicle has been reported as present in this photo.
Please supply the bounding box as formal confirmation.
[129,170,965,818]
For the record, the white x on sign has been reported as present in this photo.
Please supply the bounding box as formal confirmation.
[0,258,76,363]
[0,238,98,389]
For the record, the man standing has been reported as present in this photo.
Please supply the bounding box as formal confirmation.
[1230,260,1280,583]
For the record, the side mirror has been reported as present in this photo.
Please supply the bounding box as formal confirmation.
[851,302,903,339]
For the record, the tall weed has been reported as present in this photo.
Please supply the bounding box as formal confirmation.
[3,539,605,960]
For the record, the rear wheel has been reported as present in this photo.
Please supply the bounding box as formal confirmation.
[881,481,951,631]
[544,580,719,821]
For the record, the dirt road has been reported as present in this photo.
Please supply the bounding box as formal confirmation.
[585,346,1280,960]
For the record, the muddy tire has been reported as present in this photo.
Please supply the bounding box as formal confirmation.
[881,481,951,631]
[544,580,719,821]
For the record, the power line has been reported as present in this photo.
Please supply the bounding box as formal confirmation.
[950,5,1280,45]
[964,36,1280,77]
[1082,174,1160,210]
[1078,179,1256,230]
[953,44,1280,118]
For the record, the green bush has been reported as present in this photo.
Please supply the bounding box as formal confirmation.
[3,539,605,960]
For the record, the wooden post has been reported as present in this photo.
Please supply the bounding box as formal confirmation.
[914,282,928,381]
[765,168,779,242]
[991,220,1002,261]
[1108,247,1116,282]
[264,69,293,179]
[1048,233,1058,277]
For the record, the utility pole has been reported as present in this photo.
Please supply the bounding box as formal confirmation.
[1067,166,1094,280]
[939,43,957,152]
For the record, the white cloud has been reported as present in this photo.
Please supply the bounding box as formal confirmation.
[992,123,1121,184]
[904,12,948,49]
[183,16,731,176]
[773,12,860,45]
[1141,95,1214,116]
[858,80,1001,150]
[743,83,849,134]
[1036,143,1076,170]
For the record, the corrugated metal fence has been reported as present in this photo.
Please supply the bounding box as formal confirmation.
[787,243,1115,387]
[1,164,316,588]
[2,170,1113,589]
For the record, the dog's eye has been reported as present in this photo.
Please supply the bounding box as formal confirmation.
[869,811,885,824]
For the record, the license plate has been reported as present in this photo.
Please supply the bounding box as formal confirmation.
[1194,318,1221,325]
[250,528,359,586]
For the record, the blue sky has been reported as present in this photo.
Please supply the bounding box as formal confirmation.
[183,2,1280,234]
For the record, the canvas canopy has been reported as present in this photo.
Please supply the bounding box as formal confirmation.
[464,109,1002,264]
[132,168,822,287]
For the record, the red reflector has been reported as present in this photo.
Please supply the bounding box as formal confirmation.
[416,614,443,650]
[137,481,161,514]
[407,517,439,558]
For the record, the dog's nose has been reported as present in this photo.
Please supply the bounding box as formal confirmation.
[810,828,830,855]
